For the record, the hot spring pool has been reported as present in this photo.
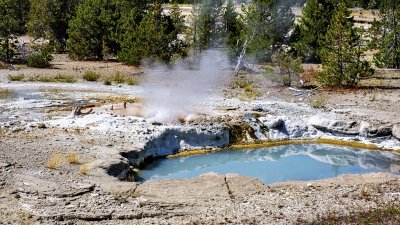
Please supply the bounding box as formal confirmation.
[137,144,400,184]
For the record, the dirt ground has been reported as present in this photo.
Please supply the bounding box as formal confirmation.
[2,54,400,125]
[232,64,400,126]
[1,54,142,83]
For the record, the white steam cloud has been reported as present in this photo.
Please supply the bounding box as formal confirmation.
[142,50,231,123]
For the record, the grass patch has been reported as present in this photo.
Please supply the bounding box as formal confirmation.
[310,94,328,109]
[235,79,250,89]
[51,74,77,83]
[8,73,25,81]
[105,71,140,85]
[29,74,77,83]
[235,79,261,100]
[113,71,125,84]
[83,71,101,81]
[126,77,140,85]
[67,153,79,164]
[79,164,89,175]
[48,153,62,169]
[243,83,261,99]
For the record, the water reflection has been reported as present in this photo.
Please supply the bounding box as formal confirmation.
[138,144,400,183]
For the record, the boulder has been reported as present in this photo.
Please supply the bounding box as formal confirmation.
[259,116,285,130]
[37,123,46,129]
[359,121,370,137]
[266,118,284,129]
[376,126,392,137]
[308,116,332,132]
[328,121,360,135]
[366,125,392,138]
[393,124,400,140]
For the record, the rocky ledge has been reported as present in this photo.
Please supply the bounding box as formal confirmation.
[4,172,400,224]
[1,98,400,224]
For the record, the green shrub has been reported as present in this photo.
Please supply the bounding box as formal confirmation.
[52,74,77,83]
[27,44,54,68]
[83,71,101,81]
[35,76,54,82]
[126,77,139,85]
[310,95,328,109]
[113,72,125,84]
[30,74,76,83]
[8,73,25,81]
[27,53,53,68]
[235,79,250,89]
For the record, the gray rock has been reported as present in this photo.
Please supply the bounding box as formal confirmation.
[376,126,392,137]
[359,122,370,137]
[393,124,400,140]
[308,116,331,132]
[11,126,24,133]
[15,175,95,198]
[0,162,11,168]
[252,106,270,112]
[266,118,284,129]
[328,121,360,135]
[287,122,308,138]
[37,123,46,129]
[309,117,360,136]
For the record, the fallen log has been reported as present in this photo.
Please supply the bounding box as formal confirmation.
[71,106,93,118]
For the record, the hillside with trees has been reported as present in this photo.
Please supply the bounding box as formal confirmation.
[0,0,398,87]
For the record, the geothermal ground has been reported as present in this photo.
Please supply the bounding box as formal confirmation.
[1,55,400,224]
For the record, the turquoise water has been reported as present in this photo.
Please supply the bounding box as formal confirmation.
[137,144,400,184]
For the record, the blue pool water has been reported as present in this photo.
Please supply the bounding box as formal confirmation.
[137,144,400,184]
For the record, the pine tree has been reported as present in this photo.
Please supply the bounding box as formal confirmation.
[167,3,189,62]
[15,0,30,34]
[0,0,20,62]
[241,0,294,63]
[138,2,170,63]
[169,3,186,36]
[117,4,147,65]
[317,1,373,87]
[242,0,273,62]
[223,0,243,62]
[28,0,80,51]
[67,0,133,60]
[272,50,304,87]
[118,2,186,65]
[188,0,224,52]
[370,0,400,68]
[292,0,337,63]
[269,0,295,51]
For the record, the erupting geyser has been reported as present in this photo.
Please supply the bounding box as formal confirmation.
[142,50,231,123]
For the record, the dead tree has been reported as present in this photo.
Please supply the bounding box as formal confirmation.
[234,33,255,76]
[71,106,93,118]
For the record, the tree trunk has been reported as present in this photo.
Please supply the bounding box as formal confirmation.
[71,106,93,118]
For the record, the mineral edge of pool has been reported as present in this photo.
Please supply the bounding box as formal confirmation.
[137,144,400,184]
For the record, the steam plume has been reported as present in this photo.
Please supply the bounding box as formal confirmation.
[142,50,230,123]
